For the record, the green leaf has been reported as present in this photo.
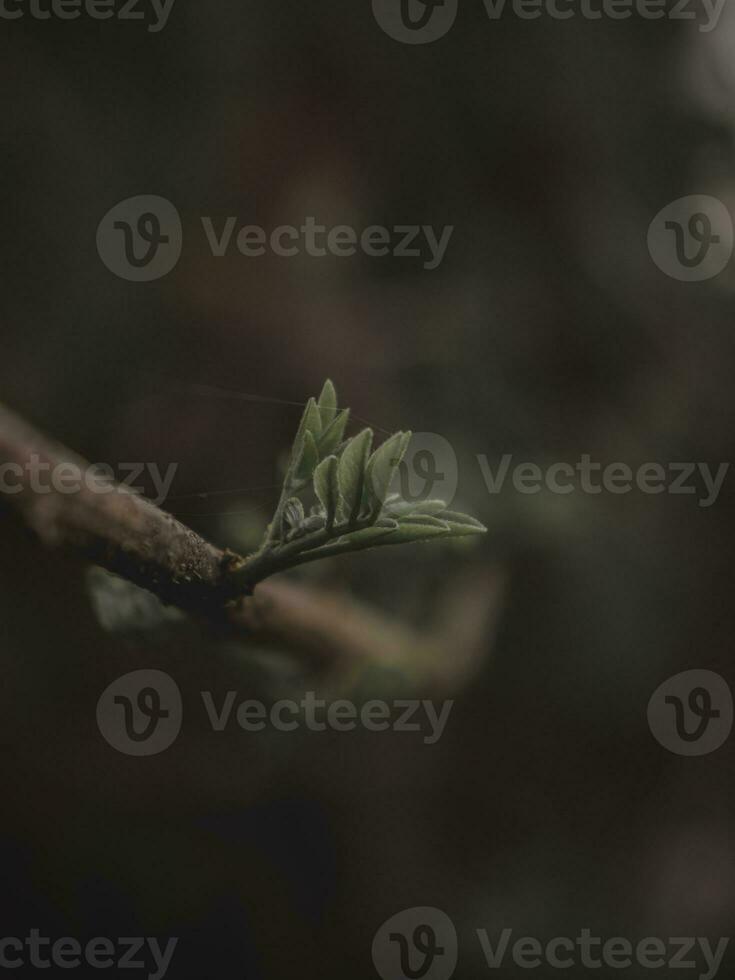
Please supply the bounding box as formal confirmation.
[281,498,305,539]
[389,521,452,544]
[397,515,450,530]
[303,397,323,438]
[288,513,326,538]
[440,511,487,533]
[296,430,320,482]
[298,397,322,445]
[337,428,373,524]
[385,498,447,517]
[317,379,338,428]
[365,431,411,516]
[411,498,448,514]
[398,510,486,537]
[283,498,304,527]
[287,397,322,478]
[318,408,350,456]
[334,521,399,550]
[313,455,339,526]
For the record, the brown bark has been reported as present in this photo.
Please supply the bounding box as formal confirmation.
[0,403,245,611]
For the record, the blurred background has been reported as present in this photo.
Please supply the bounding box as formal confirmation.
[1,1,735,976]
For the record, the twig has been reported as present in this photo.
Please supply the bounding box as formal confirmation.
[0,403,245,611]
[0,402,501,681]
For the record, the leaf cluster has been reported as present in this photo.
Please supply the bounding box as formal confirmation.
[241,381,485,587]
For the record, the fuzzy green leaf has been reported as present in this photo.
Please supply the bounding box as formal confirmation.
[334,521,399,550]
[313,455,339,526]
[399,514,449,531]
[283,498,304,527]
[287,397,322,477]
[303,397,323,438]
[318,408,350,457]
[296,430,320,482]
[288,513,326,538]
[385,497,447,517]
[297,397,322,443]
[365,431,411,516]
[400,511,486,537]
[317,379,338,428]
[440,511,487,533]
[389,520,451,543]
[337,428,373,524]
[281,498,305,539]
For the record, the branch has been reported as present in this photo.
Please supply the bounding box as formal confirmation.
[0,401,500,683]
[0,403,245,611]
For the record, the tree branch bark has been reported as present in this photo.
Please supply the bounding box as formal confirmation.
[0,403,246,611]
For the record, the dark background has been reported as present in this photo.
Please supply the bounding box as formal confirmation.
[1,1,734,977]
